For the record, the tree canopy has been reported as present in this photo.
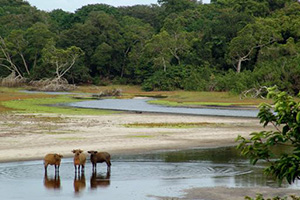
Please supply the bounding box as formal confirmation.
[0,0,299,94]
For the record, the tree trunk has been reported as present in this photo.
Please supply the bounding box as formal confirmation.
[162,57,167,72]
[237,58,242,73]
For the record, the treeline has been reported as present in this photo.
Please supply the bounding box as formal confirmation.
[0,0,299,94]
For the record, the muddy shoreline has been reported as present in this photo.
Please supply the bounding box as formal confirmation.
[0,112,263,163]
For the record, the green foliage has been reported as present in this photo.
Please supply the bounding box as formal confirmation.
[41,40,84,79]
[182,66,214,91]
[237,87,300,184]
[49,9,75,32]
[158,0,198,14]
[214,70,257,93]
[142,68,183,91]
[73,4,120,23]
[0,0,299,94]
[119,5,163,31]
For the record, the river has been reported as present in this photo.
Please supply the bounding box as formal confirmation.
[0,147,298,200]
[69,98,259,117]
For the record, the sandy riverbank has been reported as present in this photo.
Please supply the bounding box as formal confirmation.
[0,112,262,162]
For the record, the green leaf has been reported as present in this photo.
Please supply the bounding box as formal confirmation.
[296,112,300,123]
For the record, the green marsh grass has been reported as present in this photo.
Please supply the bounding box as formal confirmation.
[2,95,118,115]
[146,91,269,107]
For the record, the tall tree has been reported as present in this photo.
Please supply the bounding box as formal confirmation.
[228,18,281,73]
[91,42,113,78]
[4,30,30,76]
[162,13,191,65]
[24,23,55,75]
[42,40,84,81]
[0,36,23,78]
[144,31,173,72]
[120,16,154,78]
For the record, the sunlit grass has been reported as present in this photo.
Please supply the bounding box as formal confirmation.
[2,95,118,115]
[0,87,52,112]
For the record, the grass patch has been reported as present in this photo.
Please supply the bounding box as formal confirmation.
[0,87,52,112]
[2,95,119,115]
[124,122,219,128]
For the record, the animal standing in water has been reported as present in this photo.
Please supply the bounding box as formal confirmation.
[87,151,111,172]
[72,149,86,173]
[44,153,63,173]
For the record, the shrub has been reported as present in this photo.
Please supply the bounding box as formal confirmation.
[214,70,257,94]
[253,58,300,96]
[142,66,185,91]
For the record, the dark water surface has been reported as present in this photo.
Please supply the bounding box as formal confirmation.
[69,98,259,117]
[0,147,299,200]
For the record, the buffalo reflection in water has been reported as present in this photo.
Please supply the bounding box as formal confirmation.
[43,171,111,192]
[74,173,86,194]
[44,173,61,190]
[90,171,111,189]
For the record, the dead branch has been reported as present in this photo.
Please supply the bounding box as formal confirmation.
[240,86,269,99]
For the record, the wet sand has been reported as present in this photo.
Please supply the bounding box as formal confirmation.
[0,112,263,162]
[163,187,300,200]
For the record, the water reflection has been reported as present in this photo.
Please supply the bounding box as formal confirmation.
[90,171,111,189]
[0,147,299,200]
[44,173,61,190]
[160,147,245,163]
[73,173,86,194]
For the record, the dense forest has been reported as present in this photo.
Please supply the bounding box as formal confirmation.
[0,0,299,95]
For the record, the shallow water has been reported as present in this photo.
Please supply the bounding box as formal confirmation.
[20,90,259,117]
[0,147,299,200]
[69,98,259,117]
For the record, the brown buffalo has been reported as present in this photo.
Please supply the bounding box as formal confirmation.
[87,151,111,172]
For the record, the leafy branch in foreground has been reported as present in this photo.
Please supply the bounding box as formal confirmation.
[236,86,300,184]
